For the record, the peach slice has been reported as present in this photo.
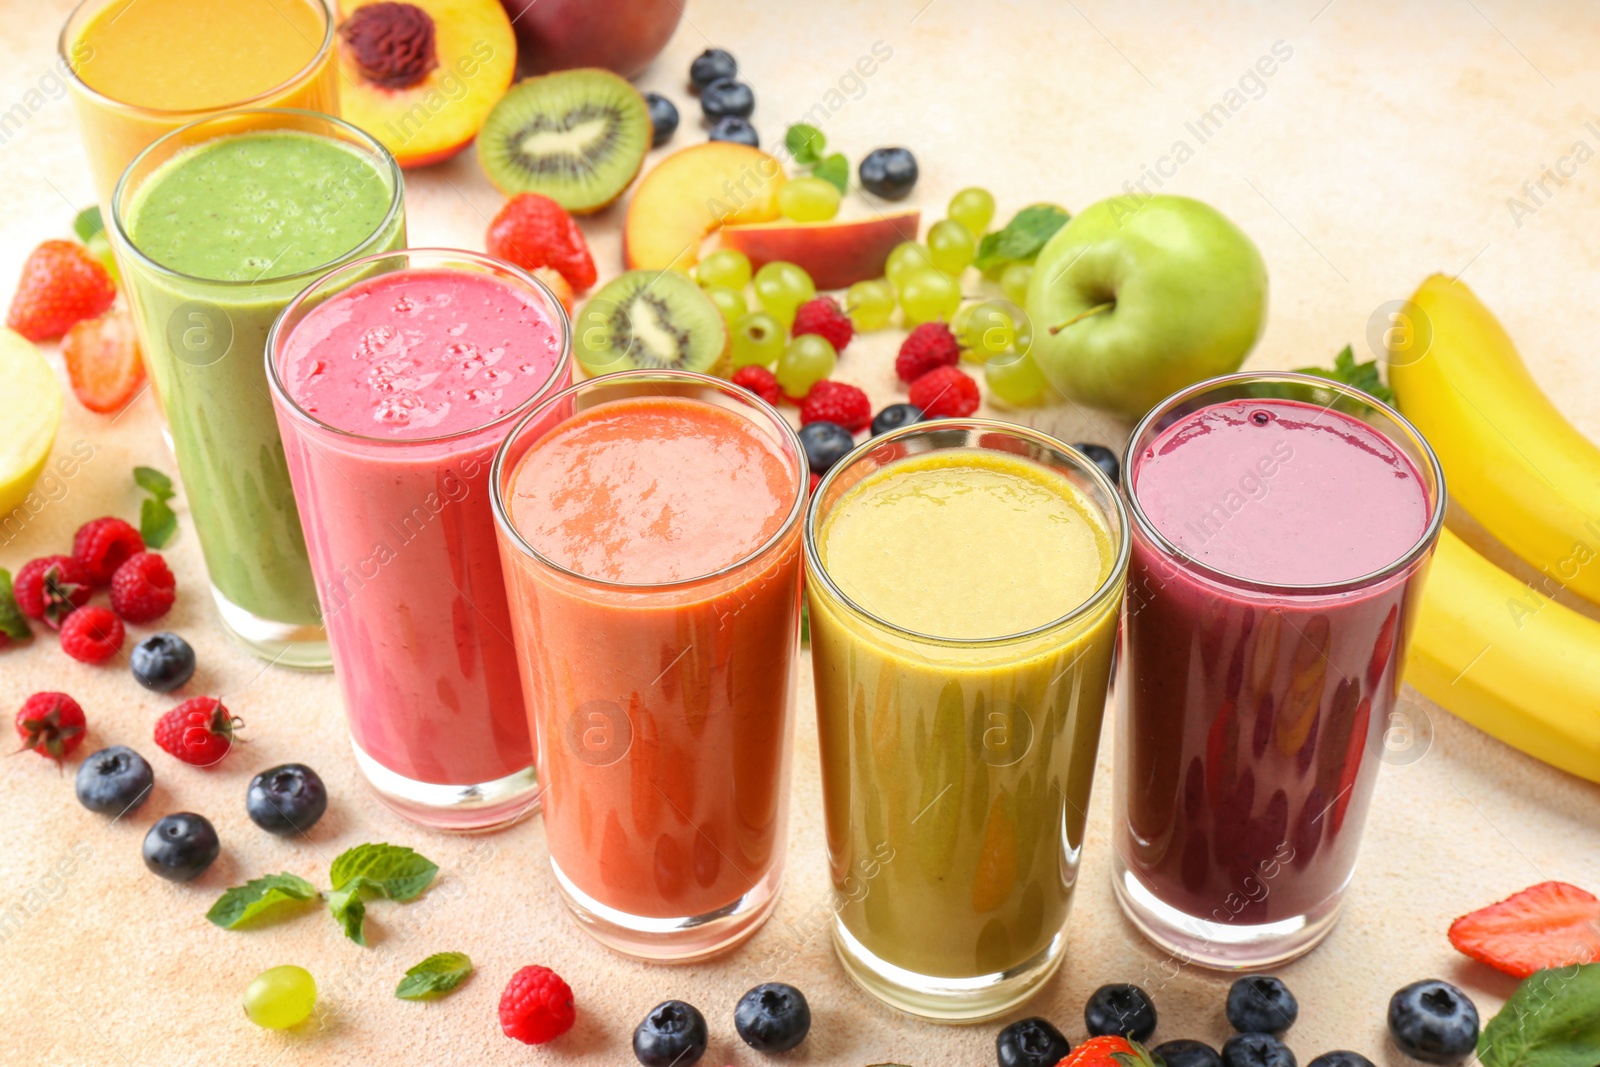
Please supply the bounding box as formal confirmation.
[623,143,786,273]
[719,210,921,291]
[336,0,518,168]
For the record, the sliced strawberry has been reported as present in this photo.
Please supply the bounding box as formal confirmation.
[62,305,145,414]
[1448,881,1600,978]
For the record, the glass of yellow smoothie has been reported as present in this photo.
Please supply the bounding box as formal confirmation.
[805,421,1129,1022]
[59,0,337,207]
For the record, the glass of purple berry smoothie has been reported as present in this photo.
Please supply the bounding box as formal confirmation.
[1113,372,1445,968]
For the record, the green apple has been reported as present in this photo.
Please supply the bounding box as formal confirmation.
[1026,194,1267,419]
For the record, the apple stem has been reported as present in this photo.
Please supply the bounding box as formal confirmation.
[1049,302,1115,335]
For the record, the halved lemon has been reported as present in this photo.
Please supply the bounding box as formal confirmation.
[0,327,63,515]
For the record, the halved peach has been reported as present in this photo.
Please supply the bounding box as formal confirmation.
[336,0,517,168]
[623,142,786,273]
[719,210,921,291]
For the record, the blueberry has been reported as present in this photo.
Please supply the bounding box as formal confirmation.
[1227,976,1298,1035]
[1221,1033,1297,1067]
[1084,983,1157,1042]
[871,403,923,436]
[798,421,855,477]
[1387,980,1479,1065]
[996,1016,1071,1067]
[1073,442,1121,487]
[633,1000,708,1066]
[689,48,737,92]
[644,92,679,148]
[1307,1053,1375,1067]
[734,982,810,1052]
[129,632,195,693]
[75,746,153,816]
[246,763,328,835]
[700,78,754,121]
[708,116,759,147]
[858,146,918,200]
[1156,1040,1223,1067]
[142,812,219,882]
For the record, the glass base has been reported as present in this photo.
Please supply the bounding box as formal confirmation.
[831,917,1067,1023]
[350,740,541,832]
[550,855,783,963]
[1111,852,1347,969]
[211,584,331,671]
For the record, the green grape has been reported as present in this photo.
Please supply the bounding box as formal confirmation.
[704,284,747,327]
[844,279,895,331]
[885,241,936,291]
[731,311,786,369]
[952,304,985,363]
[1000,262,1034,306]
[696,249,752,290]
[244,965,317,1030]
[948,186,996,236]
[985,350,1049,406]
[777,176,842,222]
[775,333,836,397]
[927,219,976,275]
[897,269,961,326]
[753,261,815,329]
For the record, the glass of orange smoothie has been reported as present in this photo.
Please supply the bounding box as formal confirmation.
[491,371,807,961]
[59,0,337,206]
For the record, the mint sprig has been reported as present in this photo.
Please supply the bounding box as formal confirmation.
[134,466,178,548]
[1479,964,1600,1067]
[0,568,33,643]
[974,204,1071,273]
[813,152,849,194]
[1295,344,1395,405]
[74,206,104,243]
[785,123,825,166]
[395,952,473,1001]
[206,872,318,929]
[328,843,439,945]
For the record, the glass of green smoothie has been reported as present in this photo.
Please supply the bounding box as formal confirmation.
[805,421,1130,1021]
[110,109,405,669]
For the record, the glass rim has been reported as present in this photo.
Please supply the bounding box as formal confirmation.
[109,107,404,291]
[490,369,809,593]
[58,0,335,118]
[265,247,575,449]
[1122,370,1448,596]
[803,417,1133,648]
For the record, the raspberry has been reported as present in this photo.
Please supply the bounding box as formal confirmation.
[808,471,821,494]
[73,517,145,585]
[800,380,871,433]
[154,696,238,767]
[909,365,981,418]
[59,606,124,665]
[15,691,86,763]
[731,365,782,406]
[791,296,854,353]
[6,240,116,342]
[485,193,597,291]
[110,552,176,623]
[894,322,960,383]
[499,965,576,1045]
[14,555,91,628]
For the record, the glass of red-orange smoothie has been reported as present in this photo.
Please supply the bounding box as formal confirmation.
[491,371,806,961]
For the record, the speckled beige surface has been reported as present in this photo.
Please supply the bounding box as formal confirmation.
[4,1,1600,1064]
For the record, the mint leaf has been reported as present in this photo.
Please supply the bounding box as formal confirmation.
[1295,344,1395,405]
[134,465,174,501]
[206,872,318,929]
[395,952,473,1001]
[328,843,438,944]
[974,204,1071,272]
[74,206,103,243]
[0,569,33,642]
[1479,964,1600,1067]
[785,123,825,166]
[134,466,178,548]
[329,887,367,945]
[813,153,849,194]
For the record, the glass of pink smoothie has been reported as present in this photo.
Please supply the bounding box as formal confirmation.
[1114,372,1445,968]
[267,249,572,831]
[491,371,807,961]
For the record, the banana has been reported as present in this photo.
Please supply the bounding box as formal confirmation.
[1405,527,1600,783]
[1388,275,1600,606]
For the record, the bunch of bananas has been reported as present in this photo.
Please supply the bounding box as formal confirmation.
[1389,275,1600,783]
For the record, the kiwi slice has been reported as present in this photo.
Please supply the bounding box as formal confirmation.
[574,270,730,378]
[477,69,652,213]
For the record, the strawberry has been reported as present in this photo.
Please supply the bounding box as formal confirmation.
[1056,1036,1161,1067]
[14,691,86,764]
[486,194,597,291]
[62,305,145,414]
[14,555,91,629]
[154,696,239,767]
[6,240,117,341]
[1448,881,1600,978]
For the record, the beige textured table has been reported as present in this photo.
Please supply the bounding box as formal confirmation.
[4,1,1600,1064]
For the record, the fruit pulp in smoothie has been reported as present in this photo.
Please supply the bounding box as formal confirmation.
[1119,399,1432,930]
[500,396,802,921]
[276,267,568,787]
[121,130,402,631]
[809,450,1120,981]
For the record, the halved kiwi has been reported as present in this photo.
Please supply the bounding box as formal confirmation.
[477,68,652,213]
[574,270,730,378]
